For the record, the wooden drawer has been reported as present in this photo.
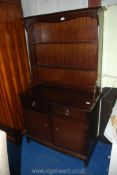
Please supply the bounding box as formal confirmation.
[24,110,52,142]
[49,103,86,121]
[22,98,40,111]
[20,95,48,112]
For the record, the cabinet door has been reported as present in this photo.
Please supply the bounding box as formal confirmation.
[52,117,87,154]
[24,110,52,142]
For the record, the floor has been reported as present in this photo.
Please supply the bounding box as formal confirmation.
[18,137,112,175]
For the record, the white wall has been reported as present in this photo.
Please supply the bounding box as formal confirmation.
[102,0,117,6]
[102,5,117,87]
[21,0,117,88]
[21,0,88,17]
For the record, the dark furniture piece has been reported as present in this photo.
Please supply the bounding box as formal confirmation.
[88,0,101,7]
[0,0,30,143]
[0,1,30,175]
[20,7,103,164]
[20,84,100,164]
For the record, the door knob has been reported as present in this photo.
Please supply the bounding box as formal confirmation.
[44,123,48,127]
[32,101,36,107]
[65,109,70,116]
[55,128,58,131]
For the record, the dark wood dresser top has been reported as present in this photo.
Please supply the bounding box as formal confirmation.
[20,84,99,112]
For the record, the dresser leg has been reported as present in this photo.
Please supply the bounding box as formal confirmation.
[84,160,88,166]
[26,136,30,143]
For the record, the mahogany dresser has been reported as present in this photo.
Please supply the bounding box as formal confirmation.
[20,7,104,164]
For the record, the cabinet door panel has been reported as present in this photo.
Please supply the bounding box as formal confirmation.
[49,103,86,121]
[24,110,52,142]
[25,110,40,138]
[39,114,52,142]
[52,117,86,153]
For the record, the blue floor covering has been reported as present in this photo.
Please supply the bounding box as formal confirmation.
[21,137,112,175]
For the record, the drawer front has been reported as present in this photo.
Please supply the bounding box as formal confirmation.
[24,110,52,142]
[20,95,47,112]
[22,98,40,110]
[49,103,86,120]
[52,117,86,153]
[20,94,38,110]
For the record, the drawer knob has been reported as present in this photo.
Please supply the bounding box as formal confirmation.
[61,17,65,21]
[65,109,70,116]
[44,123,48,127]
[32,101,36,107]
[85,125,88,130]
[55,128,58,131]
